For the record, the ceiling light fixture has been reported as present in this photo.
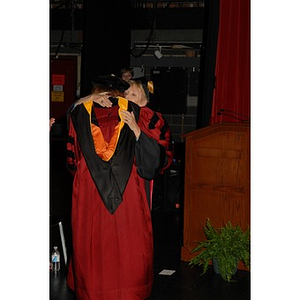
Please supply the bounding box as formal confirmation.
[154,46,163,59]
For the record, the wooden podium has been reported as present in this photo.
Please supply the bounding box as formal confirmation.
[181,122,250,269]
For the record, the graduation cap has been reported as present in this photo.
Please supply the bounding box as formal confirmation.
[92,74,129,93]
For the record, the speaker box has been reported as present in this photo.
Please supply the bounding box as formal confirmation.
[151,68,187,114]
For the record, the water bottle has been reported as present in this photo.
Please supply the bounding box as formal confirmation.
[51,246,61,272]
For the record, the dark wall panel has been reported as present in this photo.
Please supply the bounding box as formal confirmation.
[151,67,187,114]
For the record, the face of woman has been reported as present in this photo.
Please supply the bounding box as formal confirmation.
[124,84,147,107]
[121,71,132,82]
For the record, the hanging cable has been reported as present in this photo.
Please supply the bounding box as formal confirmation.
[53,29,65,60]
[131,0,158,58]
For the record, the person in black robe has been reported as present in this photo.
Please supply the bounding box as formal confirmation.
[66,75,173,300]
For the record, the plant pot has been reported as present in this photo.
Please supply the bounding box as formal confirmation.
[212,258,237,275]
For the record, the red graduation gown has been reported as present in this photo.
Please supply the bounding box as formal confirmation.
[66,100,173,300]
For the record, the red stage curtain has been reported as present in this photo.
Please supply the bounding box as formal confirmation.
[210,0,250,124]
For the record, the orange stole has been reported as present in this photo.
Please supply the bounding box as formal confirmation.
[83,97,128,162]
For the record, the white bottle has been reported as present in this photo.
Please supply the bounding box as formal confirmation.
[51,246,60,272]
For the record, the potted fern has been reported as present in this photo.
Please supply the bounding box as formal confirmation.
[189,219,250,282]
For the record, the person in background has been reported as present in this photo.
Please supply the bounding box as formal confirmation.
[49,117,55,131]
[120,67,133,82]
[66,74,173,300]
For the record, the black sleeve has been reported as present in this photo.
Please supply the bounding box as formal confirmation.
[135,131,167,180]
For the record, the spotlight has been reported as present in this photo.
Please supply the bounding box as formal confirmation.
[154,46,163,59]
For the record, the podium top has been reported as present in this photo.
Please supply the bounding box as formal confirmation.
[182,122,250,140]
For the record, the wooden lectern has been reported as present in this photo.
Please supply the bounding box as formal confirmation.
[181,122,250,269]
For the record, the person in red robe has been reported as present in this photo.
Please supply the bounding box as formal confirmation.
[66,75,173,300]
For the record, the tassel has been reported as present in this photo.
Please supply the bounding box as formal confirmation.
[147,80,154,94]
